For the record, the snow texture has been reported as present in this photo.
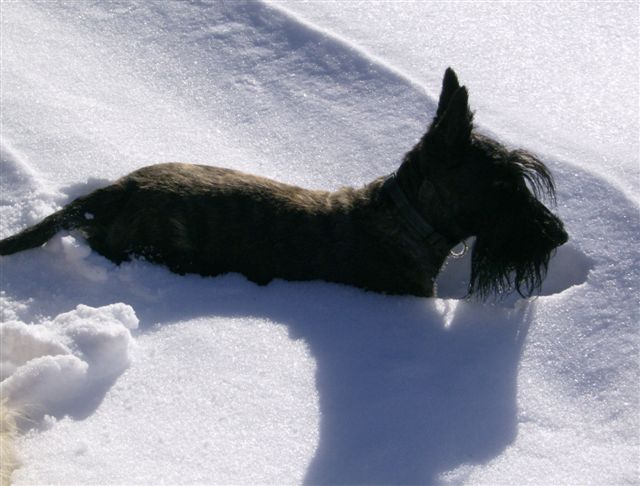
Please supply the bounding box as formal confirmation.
[0,303,138,425]
[0,1,638,484]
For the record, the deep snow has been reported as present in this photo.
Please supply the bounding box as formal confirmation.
[0,1,638,484]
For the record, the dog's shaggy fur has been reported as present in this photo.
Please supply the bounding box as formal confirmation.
[0,69,567,298]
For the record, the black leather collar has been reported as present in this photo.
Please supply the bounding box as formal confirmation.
[382,173,451,253]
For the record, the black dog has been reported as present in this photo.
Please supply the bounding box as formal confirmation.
[0,68,567,298]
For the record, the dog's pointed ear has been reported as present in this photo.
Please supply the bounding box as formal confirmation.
[432,86,473,148]
[436,67,461,119]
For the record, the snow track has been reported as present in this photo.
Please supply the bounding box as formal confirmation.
[0,1,637,484]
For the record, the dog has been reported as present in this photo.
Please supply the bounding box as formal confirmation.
[0,68,567,298]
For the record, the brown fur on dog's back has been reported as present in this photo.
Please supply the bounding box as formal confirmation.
[70,162,441,295]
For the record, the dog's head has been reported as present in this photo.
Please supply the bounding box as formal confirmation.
[407,68,568,298]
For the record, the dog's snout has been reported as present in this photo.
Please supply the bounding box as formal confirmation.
[549,216,568,247]
[537,201,568,247]
[554,227,568,247]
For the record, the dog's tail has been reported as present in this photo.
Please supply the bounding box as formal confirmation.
[0,203,81,256]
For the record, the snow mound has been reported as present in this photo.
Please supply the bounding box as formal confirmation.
[0,304,138,426]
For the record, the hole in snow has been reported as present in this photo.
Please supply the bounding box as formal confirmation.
[537,244,593,296]
[435,243,593,300]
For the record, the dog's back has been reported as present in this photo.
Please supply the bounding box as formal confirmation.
[83,163,342,280]
[1,162,436,294]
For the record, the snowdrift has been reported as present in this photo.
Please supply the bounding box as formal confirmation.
[0,1,637,484]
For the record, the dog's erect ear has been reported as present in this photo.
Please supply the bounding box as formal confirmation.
[436,67,461,119]
[432,86,473,148]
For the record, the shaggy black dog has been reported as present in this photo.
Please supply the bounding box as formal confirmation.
[0,68,567,298]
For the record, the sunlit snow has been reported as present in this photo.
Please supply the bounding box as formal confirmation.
[1,1,637,484]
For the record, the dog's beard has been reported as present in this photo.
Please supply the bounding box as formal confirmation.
[466,150,566,298]
[469,237,553,298]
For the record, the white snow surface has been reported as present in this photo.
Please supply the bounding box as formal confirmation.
[0,1,638,485]
[1,302,138,424]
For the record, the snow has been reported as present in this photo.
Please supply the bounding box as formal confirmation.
[0,303,137,425]
[272,0,639,204]
[0,1,638,484]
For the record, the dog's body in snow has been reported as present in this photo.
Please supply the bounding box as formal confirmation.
[0,69,567,298]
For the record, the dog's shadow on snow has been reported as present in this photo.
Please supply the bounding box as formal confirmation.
[288,291,531,485]
[158,275,532,485]
[0,243,562,485]
[152,270,539,485]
